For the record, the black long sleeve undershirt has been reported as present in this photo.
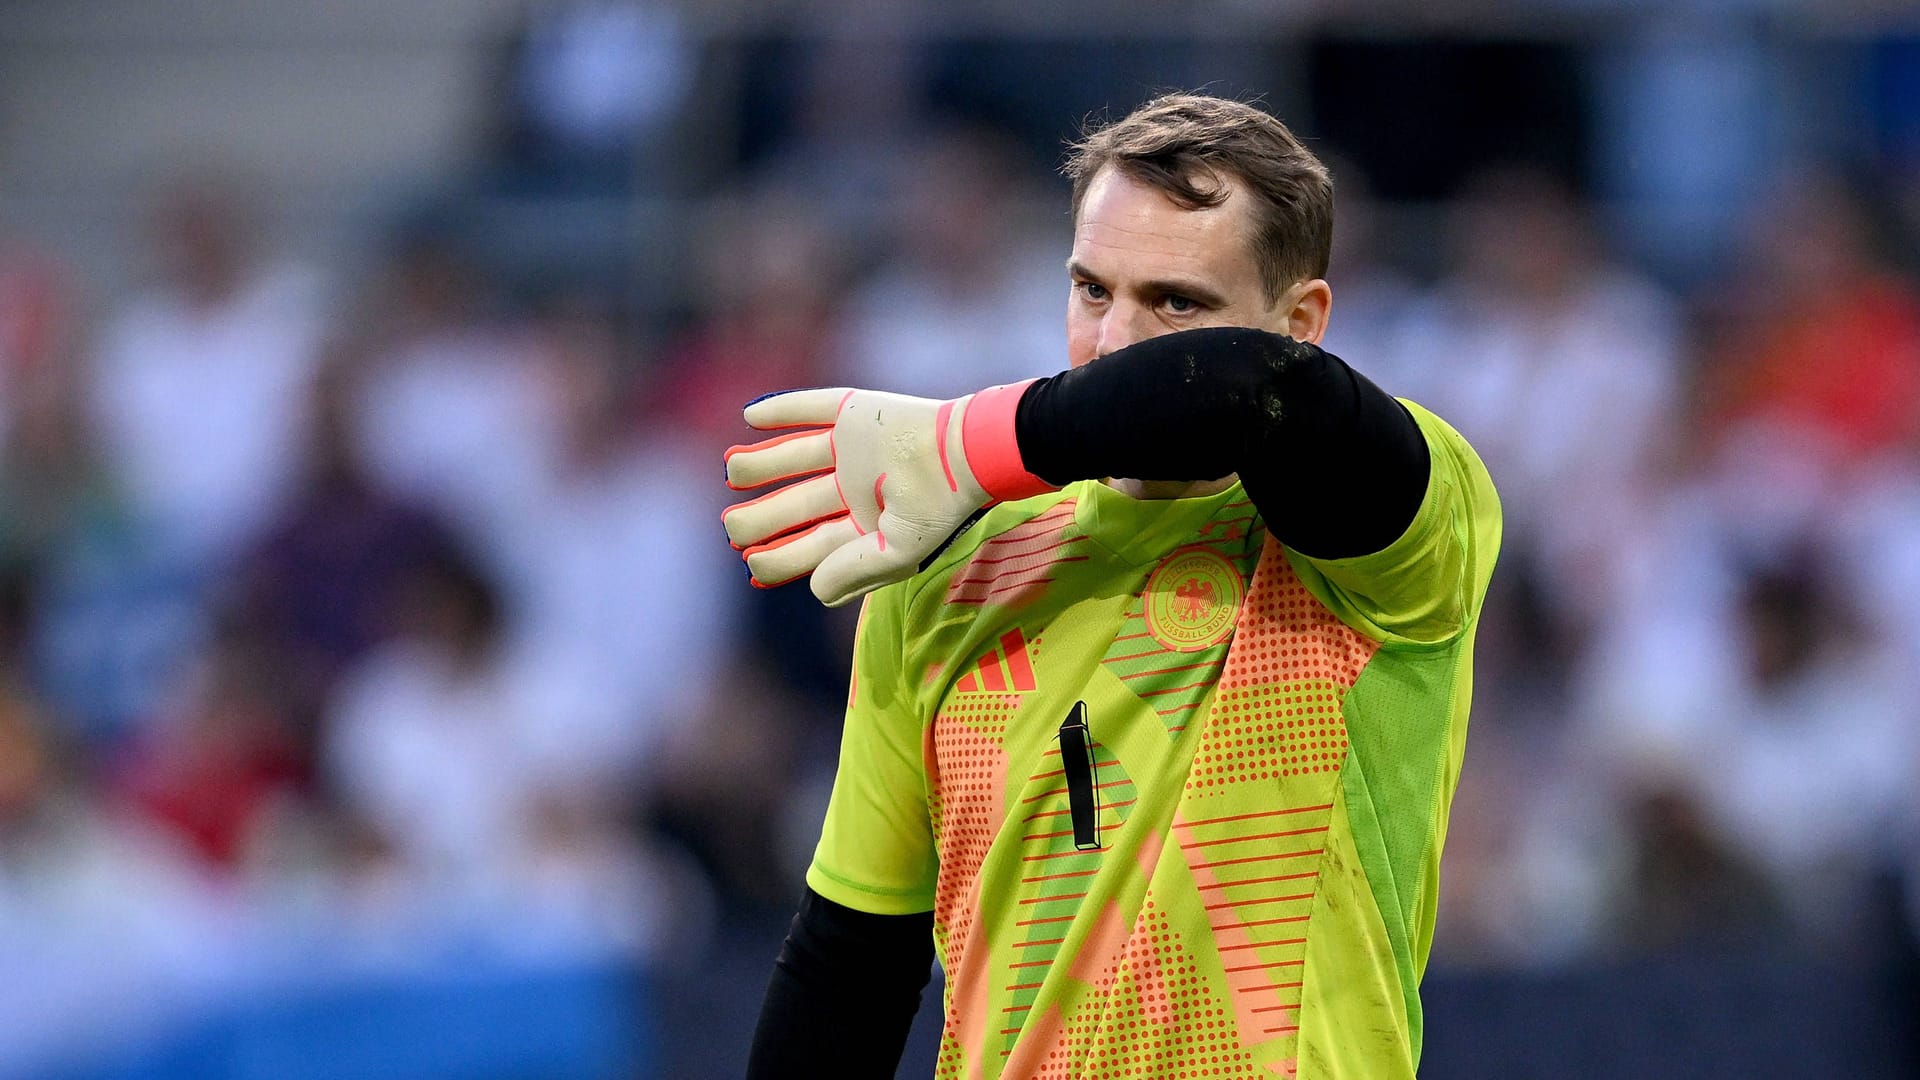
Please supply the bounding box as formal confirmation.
[747,887,934,1079]
[1015,327,1429,560]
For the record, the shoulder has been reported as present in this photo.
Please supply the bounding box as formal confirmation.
[1291,402,1502,645]
[1397,401,1504,588]
[1400,399,1498,507]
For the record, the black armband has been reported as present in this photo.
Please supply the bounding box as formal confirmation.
[1014,327,1429,559]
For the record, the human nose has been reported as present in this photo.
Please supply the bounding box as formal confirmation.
[1095,299,1152,359]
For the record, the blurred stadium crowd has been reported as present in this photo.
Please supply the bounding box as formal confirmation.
[2,1,1920,1076]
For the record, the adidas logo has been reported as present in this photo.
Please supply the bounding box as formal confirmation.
[955,628,1037,693]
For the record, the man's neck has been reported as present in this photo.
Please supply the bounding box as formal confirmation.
[1104,475,1237,501]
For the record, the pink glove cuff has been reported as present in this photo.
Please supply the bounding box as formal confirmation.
[961,379,1057,503]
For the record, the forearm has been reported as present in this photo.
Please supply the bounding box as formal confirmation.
[1014,327,1430,559]
[747,888,935,1079]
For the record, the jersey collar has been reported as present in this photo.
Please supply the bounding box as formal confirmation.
[1072,478,1248,565]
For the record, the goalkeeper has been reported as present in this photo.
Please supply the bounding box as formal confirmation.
[727,93,1501,1079]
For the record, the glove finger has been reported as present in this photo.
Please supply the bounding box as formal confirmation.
[743,514,860,589]
[722,472,846,550]
[811,522,915,608]
[725,429,834,491]
[744,387,852,431]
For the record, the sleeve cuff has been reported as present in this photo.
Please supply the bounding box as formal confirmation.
[806,863,936,916]
[962,379,1057,502]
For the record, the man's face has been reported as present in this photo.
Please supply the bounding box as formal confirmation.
[1066,166,1295,368]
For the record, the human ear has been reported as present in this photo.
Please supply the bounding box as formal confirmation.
[1280,279,1332,344]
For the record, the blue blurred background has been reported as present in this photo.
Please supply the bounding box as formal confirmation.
[0,1,1917,1077]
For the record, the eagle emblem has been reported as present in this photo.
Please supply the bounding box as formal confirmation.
[1143,546,1244,653]
[1175,577,1215,621]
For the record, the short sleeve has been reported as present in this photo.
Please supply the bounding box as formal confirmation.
[1293,401,1503,646]
[805,585,940,914]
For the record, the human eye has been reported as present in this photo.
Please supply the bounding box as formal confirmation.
[1076,281,1110,302]
[1162,294,1199,314]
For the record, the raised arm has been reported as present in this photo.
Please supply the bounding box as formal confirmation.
[723,327,1430,606]
[1013,326,1427,559]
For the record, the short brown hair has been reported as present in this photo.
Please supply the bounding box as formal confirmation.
[1063,93,1333,303]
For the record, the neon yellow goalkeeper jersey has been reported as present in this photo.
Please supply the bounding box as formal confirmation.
[808,401,1500,1079]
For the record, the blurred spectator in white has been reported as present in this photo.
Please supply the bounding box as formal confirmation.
[349,227,554,557]
[1395,165,1684,633]
[1433,733,1789,966]
[324,543,701,960]
[1570,188,1920,941]
[1681,180,1920,834]
[325,546,545,898]
[488,296,734,786]
[1579,547,1916,948]
[1406,168,1692,966]
[834,123,1066,397]
[1580,182,1920,904]
[87,168,325,572]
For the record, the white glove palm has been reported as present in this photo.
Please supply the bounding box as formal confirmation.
[722,381,1050,607]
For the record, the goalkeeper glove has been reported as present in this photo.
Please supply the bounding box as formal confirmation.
[722,380,1055,607]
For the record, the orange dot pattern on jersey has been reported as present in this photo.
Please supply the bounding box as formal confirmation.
[1025,901,1265,1079]
[935,1029,965,1080]
[1187,539,1376,795]
[947,502,1089,608]
[928,693,1018,981]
